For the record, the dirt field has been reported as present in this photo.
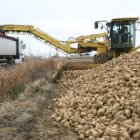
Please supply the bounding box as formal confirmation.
[0,78,78,140]
[0,57,98,140]
[1,53,140,140]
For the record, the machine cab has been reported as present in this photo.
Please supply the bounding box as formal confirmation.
[110,18,139,49]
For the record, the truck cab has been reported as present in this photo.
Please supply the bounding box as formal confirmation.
[109,17,139,50]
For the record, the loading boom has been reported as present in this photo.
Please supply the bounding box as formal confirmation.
[1,25,86,54]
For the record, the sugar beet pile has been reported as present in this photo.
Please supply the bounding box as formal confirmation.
[52,52,140,140]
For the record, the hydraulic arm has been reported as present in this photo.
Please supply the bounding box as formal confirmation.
[76,33,108,54]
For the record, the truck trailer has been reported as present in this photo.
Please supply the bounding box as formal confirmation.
[0,33,25,64]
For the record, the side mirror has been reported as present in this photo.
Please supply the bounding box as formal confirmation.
[94,21,98,29]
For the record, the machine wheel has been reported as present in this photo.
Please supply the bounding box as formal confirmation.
[94,53,112,64]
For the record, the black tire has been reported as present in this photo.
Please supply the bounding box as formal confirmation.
[94,53,112,64]
[7,58,15,64]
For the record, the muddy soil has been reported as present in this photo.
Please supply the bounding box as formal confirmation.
[0,78,78,140]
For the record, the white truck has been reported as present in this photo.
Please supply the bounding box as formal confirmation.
[0,33,26,64]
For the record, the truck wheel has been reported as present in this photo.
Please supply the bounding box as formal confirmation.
[7,58,15,64]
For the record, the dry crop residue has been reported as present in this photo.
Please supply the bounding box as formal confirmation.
[0,79,78,140]
[53,52,140,140]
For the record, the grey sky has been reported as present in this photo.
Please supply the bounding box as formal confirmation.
[0,0,140,56]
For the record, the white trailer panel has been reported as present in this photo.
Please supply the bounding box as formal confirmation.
[0,37,17,55]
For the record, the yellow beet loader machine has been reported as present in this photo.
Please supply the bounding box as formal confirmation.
[0,17,140,70]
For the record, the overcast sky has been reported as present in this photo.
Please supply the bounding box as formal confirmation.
[0,0,140,56]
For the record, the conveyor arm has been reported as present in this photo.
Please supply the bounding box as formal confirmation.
[1,25,85,54]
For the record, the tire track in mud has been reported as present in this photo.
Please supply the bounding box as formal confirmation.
[26,83,78,140]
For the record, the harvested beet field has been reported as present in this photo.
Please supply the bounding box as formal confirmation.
[0,52,140,140]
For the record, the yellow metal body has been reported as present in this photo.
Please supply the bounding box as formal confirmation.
[0,17,139,58]
[76,32,108,54]
[111,17,139,22]
[76,33,108,40]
